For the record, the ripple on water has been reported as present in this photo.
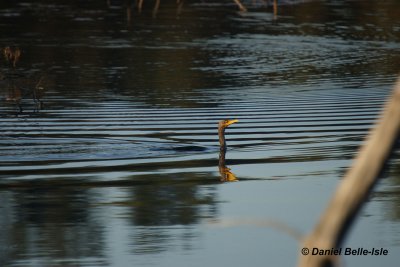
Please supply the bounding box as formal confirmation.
[0,82,390,182]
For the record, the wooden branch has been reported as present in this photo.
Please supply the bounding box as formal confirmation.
[138,0,144,13]
[298,77,400,267]
[233,0,247,12]
[273,0,278,16]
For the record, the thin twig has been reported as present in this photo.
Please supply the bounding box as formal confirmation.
[208,218,303,241]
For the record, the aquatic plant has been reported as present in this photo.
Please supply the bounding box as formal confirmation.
[2,46,47,113]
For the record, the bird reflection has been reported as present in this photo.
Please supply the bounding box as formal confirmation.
[218,119,238,182]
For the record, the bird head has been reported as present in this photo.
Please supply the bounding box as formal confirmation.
[219,119,239,130]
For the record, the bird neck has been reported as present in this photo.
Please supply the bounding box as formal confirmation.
[218,126,227,151]
[219,147,226,167]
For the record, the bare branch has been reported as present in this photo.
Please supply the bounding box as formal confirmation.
[298,77,400,267]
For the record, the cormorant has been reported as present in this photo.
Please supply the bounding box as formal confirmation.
[218,119,238,182]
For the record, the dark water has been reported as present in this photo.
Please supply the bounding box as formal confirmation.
[1,1,400,266]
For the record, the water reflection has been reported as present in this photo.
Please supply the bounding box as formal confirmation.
[219,149,238,182]
[0,187,107,266]
[121,179,218,226]
[101,177,219,256]
[0,179,219,265]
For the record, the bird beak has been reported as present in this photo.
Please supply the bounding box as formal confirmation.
[226,119,239,126]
